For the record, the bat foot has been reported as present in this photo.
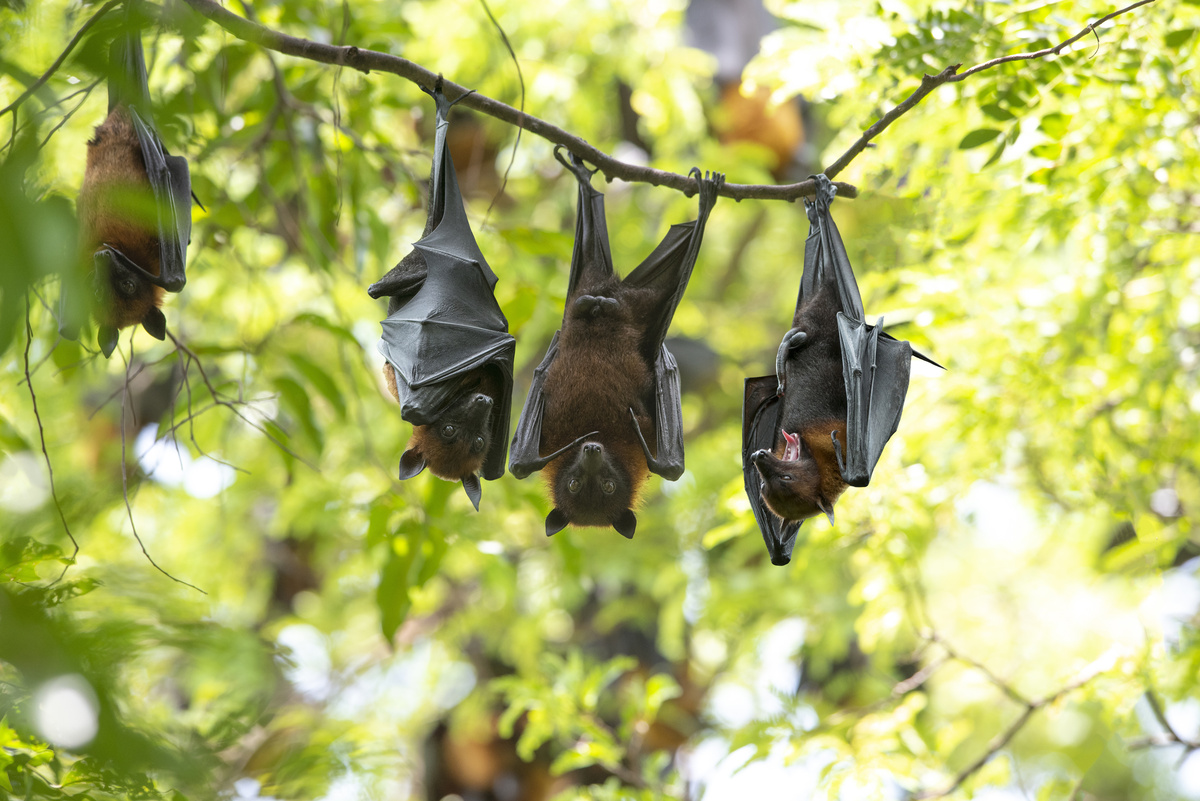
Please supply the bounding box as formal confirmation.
[573,295,619,318]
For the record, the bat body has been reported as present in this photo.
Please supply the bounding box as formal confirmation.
[369,84,515,510]
[66,16,193,358]
[509,151,722,539]
[743,174,938,565]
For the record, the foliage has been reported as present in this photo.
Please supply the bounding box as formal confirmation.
[2,0,1199,799]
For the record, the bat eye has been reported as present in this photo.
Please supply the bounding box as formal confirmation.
[780,474,793,482]
[601,480,615,494]
[568,479,581,493]
[117,278,137,297]
[441,424,456,438]
[473,436,485,452]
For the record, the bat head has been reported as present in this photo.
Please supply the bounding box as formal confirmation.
[399,392,495,508]
[545,441,638,539]
[90,247,166,350]
[751,446,839,527]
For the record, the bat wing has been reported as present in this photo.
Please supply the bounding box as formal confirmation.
[378,248,516,480]
[638,344,685,480]
[623,169,723,357]
[799,174,863,319]
[554,148,616,301]
[130,110,191,293]
[835,313,912,488]
[742,375,802,565]
[508,331,560,478]
[376,85,514,479]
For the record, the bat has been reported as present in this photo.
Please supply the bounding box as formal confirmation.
[509,149,723,539]
[742,173,939,565]
[64,11,194,358]
[368,82,516,511]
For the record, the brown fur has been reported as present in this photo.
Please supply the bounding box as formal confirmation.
[384,362,501,481]
[78,105,164,330]
[538,280,658,520]
[759,417,849,522]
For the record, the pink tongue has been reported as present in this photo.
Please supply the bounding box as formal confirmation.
[781,430,801,461]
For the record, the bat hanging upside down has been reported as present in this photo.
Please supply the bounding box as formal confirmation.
[369,81,516,511]
[742,173,940,566]
[63,10,195,358]
[509,149,723,539]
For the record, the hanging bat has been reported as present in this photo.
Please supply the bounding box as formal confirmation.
[742,173,939,565]
[368,82,516,511]
[63,12,194,358]
[509,150,722,539]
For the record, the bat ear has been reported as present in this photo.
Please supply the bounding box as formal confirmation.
[817,497,835,526]
[398,449,426,480]
[98,325,119,358]
[613,509,637,540]
[545,509,569,537]
[142,307,167,340]
[462,474,482,511]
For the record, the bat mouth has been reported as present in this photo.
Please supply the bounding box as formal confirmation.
[781,429,802,461]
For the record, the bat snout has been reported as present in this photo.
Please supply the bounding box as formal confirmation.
[469,393,494,408]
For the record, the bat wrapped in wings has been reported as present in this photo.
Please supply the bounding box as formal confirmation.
[368,82,516,511]
[743,174,939,565]
[509,149,722,539]
[63,6,194,358]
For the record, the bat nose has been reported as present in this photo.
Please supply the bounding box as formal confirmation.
[583,442,601,454]
[750,449,770,468]
[471,393,493,407]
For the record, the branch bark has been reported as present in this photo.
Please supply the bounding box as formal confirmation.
[176,0,856,201]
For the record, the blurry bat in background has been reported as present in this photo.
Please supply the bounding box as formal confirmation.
[63,8,194,358]
[368,82,516,511]
[743,174,940,565]
[509,149,722,539]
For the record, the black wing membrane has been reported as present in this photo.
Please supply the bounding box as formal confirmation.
[374,85,516,481]
[509,153,722,482]
[742,376,800,565]
[625,167,723,479]
[742,173,936,562]
[801,175,915,488]
[114,25,191,293]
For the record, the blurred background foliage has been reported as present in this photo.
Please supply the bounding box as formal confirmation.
[1,0,1199,798]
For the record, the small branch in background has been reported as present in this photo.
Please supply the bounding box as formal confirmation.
[165,329,317,469]
[1128,690,1200,760]
[117,338,208,594]
[915,647,1119,799]
[478,0,524,219]
[0,0,121,121]
[22,299,78,585]
[822,0,1158,180]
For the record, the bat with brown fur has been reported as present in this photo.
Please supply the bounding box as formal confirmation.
[63,9,193,358]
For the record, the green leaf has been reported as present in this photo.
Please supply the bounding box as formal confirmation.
[1165,28,1196,48]
[288,353,347,419]
[1039,112,1072,140]
[958,129,1002,149]
[980,103,1016,122]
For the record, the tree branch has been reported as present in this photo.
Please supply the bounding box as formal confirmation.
[916,648,1119,799]
[0,0,122,120]
[175,0,856,201]
[823,0,1158,179]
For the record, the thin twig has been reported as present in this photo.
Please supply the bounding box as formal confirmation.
[23,298,78,584]
[823,0,1158,179]
[0,0,122,120]
[477,0,524,219]
[916,649,1118,799]
[165,329,317,469]
[38,78,101,149]
[117,339,208,594]
[176,0,855,201]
